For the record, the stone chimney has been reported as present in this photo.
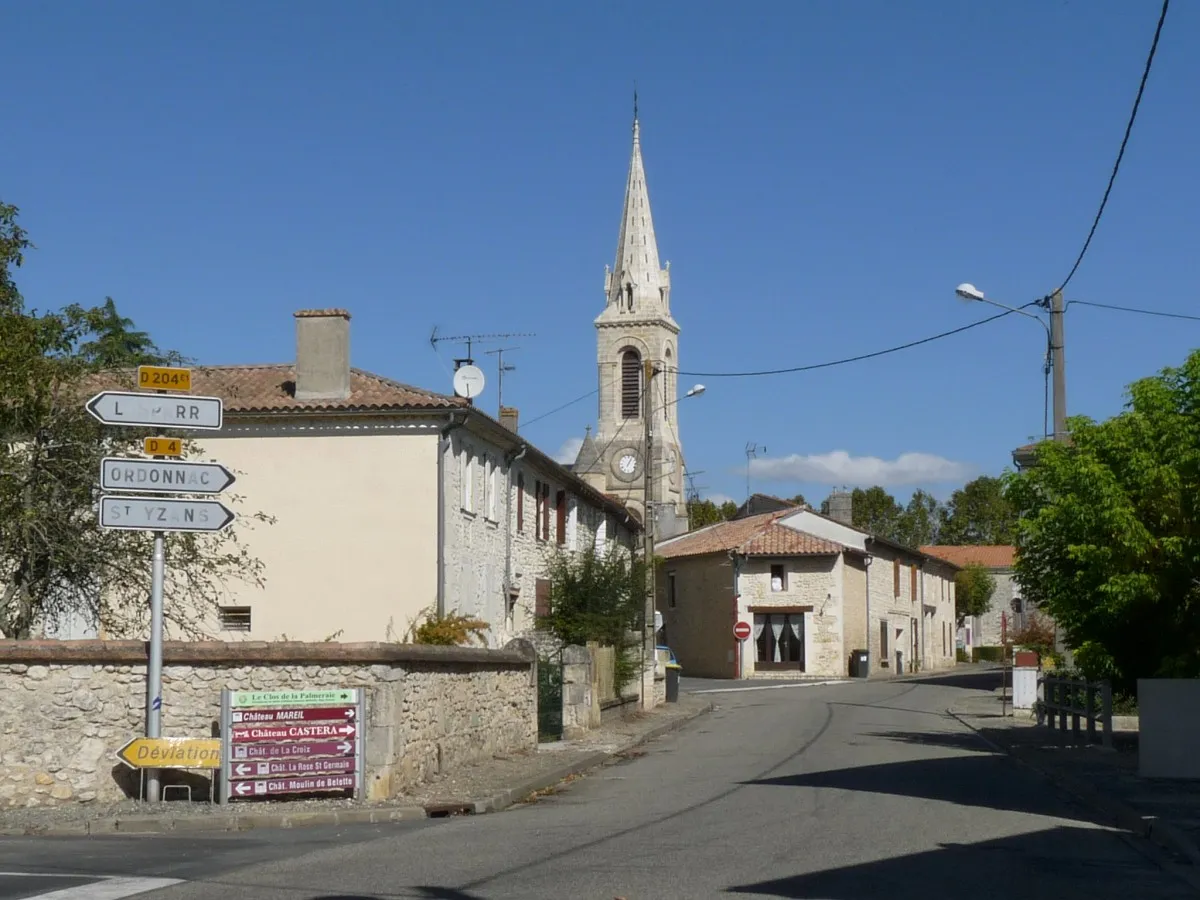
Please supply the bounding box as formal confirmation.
[294,309,351,402]
[499,406,519,433]
[825,490,853,526]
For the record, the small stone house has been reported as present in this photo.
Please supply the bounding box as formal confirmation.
[655,500,959,679]
[76,308,640,647]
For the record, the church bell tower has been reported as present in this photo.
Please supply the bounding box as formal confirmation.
[573,108,687,534]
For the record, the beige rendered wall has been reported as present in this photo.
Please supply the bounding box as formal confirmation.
[197,424,439,642]
[658,555,737,679]
[842,555,868,666]
[737,556,842,679]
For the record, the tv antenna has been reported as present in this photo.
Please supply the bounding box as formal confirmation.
[745,442,765,501]
[428,327,536,370]
[483,346,520,418]
[684,469,707,504]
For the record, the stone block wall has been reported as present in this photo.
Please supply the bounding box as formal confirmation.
[0,640,535,809]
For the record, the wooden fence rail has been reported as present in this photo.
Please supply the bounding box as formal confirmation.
[1037,674,1113,748]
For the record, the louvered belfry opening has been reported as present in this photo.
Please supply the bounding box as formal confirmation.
[621,349,641,418]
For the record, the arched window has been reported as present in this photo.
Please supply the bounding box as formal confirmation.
[664,346,674,420]
[621,349,641,419]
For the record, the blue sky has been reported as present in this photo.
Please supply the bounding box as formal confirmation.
[6,1,1198,508]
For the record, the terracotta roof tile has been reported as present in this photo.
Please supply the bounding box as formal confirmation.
[920,545,1015,569]
[658,511,844,560]
[86,365,465,414]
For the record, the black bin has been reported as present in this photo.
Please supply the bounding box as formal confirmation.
[850,649,869,678]
[665,664,682,703]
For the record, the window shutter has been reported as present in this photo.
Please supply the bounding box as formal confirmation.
[535,578,551,618]
[542,483,551,541]
[910,565,917,602]
[893,560,901,597]
[555,490,567,545]
[517,473,525,532]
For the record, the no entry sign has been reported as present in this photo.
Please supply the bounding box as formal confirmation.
[734,621,752,641]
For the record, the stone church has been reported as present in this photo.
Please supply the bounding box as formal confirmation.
[572,113,690,540]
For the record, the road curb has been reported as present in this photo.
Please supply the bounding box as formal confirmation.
[474,700,716,814]
[947,708,1200,869]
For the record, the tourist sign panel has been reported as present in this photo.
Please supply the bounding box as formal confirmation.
[99,496,236,533]
[100,457,235,495]
[116,737,220,770]
[86,390,223,430]
[220,688,364,804]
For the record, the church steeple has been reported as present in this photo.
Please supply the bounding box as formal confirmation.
[603,111,671,319]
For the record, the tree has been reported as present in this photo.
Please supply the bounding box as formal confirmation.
[788,493,808,508]
[687,499,726,529]
[954,562,995,626]
[850,486,903,542]
[77,297,175,368]
[1004,350,1200,692]
[938,476,1016,545]
[896,489,941,548]
[719,500,738,520]
[0,202,30,313]
[539,545,646,689]
[0,205,271,639]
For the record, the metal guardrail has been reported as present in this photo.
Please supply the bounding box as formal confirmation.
[1037,674,1113,748]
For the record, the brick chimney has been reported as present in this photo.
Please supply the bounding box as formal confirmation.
[824,490,853,526]
[294,309,351,402]
[499,406,519,433]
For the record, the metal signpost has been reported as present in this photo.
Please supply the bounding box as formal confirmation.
[733,621,751,680]
[219,689,365,805]
[90,366,233,804]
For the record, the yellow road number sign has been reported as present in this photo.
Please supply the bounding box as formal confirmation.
[137,365,192,393]
[143,437,183,457]
[116,737,220,769]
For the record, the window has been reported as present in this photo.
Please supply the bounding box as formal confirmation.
[517,473,525,532]
[535,578,551,619]
[541,482,551,541]
[594,513,607,554]
[219,606,252,632]
[893,559,901,597]
[880,620,890,665]
[621,349,641,419]
[942,621,947,656]
[555,490,567,546]
[910,565,917,602]
[484,456,497,520]
[461,446,474,513]
[667,572,677,609]
[770,564,786,592]
[566,497,578,550]
[754,613,804,670]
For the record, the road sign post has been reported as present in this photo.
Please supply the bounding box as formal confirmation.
[733,620,752,681]
[143,436,183,457]
[100,457,235,495]
[137,365,192,393]
[116,737,220,770]
[733,621,752,642]
[219,689,365,805]
[86,390,223,430]
[99,496,236,532]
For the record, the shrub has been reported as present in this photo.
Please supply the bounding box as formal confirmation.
[972,645,1005,663]
[405,606,489,646]
[1009,612,1057,658]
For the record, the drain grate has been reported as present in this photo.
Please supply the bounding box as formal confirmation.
[424,803,474,818]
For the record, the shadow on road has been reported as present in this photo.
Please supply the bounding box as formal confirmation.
[906,669,1003,692]
[726,825,1189,899]
[312,890,487,900]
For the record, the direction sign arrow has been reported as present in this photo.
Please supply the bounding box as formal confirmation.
[230,706,355,725]
[100,457,236,495]
[231,689,357,708]
[99,496,236,533]
[116,737,220,770]
[86,390,223,431]
[230,740,355,761]
[231,722,357,743]
[231,775,355,797]
[229,757,356,780]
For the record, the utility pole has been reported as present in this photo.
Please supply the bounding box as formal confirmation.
[642,358,658,711]
[1049,289,1067,442]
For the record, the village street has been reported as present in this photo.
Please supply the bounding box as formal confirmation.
[0,672,1194,900]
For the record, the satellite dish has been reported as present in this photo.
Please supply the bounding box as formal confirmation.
[453,365,486,399]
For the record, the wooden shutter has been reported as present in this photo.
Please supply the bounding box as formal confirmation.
[621,350,641,419]
[893,560,901,597]
[555,490,567,545]
[517,473,525,532]
[535,578,551,618]
[910,565,917,602]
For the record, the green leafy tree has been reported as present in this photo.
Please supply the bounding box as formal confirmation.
[788,493,808,508]
[938,476,1016,545]
[896,489,942,548]
[687,499,725,529]
[77,297,179,368]
[1004,350,1200,692]
[0,205,272,639]
[955,562,996,626]
[719,500,738,520]
[849,486,903,541]
[539,545,646,690]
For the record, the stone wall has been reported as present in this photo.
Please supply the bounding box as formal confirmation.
[0,639,535,809]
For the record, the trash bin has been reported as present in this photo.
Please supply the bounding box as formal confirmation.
[850,649,869,678]
[665,663,682,703]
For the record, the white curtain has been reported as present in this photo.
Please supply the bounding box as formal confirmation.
[753,616,766,662]
[790,618,803,645]
[771,621,784,662]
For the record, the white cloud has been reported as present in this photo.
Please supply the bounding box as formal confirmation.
[749,451,974,487]
[554,436,584,465]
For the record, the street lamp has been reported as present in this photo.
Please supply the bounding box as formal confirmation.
[955,283,1067,442]
[641,368,706,710]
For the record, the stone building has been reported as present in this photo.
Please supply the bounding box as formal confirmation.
[655,500,959,679]
[920,545,1036,651]
[573,113,689,540]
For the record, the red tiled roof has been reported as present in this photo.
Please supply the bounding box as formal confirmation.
[86,365,465,415]
[920,545,1015,569]
[658,511,844,560]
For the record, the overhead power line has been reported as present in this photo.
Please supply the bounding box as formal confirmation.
[1071,299,1200,323]
[1054,0,1170,294]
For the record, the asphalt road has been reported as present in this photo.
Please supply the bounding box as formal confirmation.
[1,672,1195,899]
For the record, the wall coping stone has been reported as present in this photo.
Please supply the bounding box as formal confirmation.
[0,640,534,667]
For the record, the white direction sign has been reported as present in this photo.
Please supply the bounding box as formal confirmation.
[100,457,235,495]
[99,496,236,533]
[86,391,223,431]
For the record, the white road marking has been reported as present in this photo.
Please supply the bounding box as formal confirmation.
[0,873,182,899]
[688,679,851,694]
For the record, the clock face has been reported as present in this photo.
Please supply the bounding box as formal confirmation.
[619,454,638,474]
[611,447,641,482]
